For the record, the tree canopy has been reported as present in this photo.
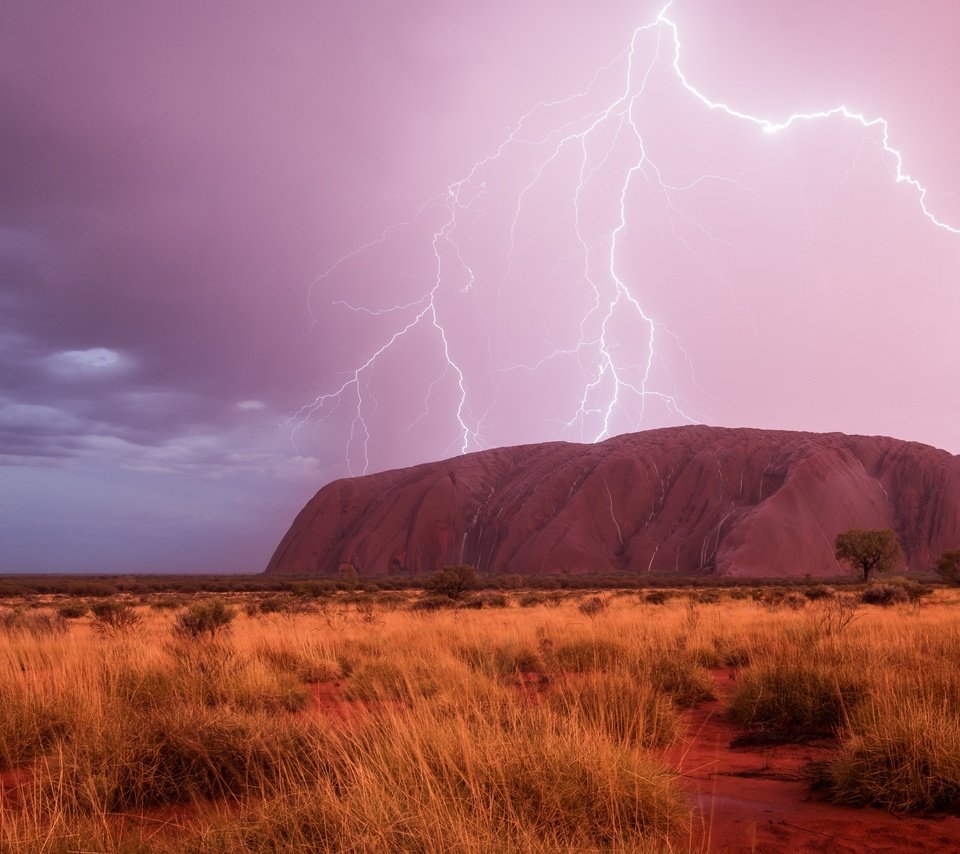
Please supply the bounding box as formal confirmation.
[834,529,903,581]
[428,564,478,600]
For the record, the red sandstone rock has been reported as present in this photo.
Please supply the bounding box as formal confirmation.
[265,426,960,578]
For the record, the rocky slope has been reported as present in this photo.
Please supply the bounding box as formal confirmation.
[265,426,960,578]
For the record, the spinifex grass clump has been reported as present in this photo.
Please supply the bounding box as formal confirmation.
[42,704,326,812]
[728,638,864,741]
[0,680,80,770]
[548,672,679,747]
[641,643,716,708]
[825,694,960,813]
[0,609,67,637]
[190,703,689,853]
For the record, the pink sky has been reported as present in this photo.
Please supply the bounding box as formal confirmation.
[1,1,958,572]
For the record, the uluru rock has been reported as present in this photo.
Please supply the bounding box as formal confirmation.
[265,426,960,578]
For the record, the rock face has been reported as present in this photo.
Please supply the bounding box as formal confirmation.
[266,426,960,579]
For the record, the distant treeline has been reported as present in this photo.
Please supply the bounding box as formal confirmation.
[0,570,938,598]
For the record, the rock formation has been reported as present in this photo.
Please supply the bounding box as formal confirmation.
[265,426,960,578]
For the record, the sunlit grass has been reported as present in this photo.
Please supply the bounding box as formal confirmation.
[1,587,959,851]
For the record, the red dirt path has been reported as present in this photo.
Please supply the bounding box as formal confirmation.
[662,670,960,852]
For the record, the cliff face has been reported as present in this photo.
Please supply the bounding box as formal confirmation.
[265,426,960,578]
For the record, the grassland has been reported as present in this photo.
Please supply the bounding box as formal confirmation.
[1,583,959,852]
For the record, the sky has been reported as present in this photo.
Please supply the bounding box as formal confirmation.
[2,1,958,573]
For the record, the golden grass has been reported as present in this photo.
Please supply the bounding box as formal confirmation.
[1,588,960,851]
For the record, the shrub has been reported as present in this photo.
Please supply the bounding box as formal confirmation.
[860,583,909,607]
[410,595,452,612]
[782,591,808,610]
[644,590,672,605]
[90,601,143,633]
[804,584,836,601]
[577,596,610,618]
[246,595,311,617]
[174,599,237,639]
[427,564,477,600]
[899,579,933,604]
[290,580,328,599]
[374,591,406,609]
[809,595,863,636]
[149,595,187,610]
[936,549,960,585]
[56,602,89,619]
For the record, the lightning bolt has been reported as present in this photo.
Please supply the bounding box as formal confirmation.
[289,1,958,475]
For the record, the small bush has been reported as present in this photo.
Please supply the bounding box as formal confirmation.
[149,595,187,610]
[804,584,836,601]
[174,599,237,639]
[577,596,610,618]
[860,583,910,606]
[899,580,933,604]
[782,591,808,610]
[427,564,477,600]
[410,595,452,612]
[644,590,672,605]
[290,581,328,599]
[936,549,960,585]
[90,601,143,633]
[374,591,407,610]
[56,602,89,620]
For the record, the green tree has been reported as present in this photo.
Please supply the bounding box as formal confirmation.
[834,529,903,582]
[935,549,960,585]
[428,564,478,600]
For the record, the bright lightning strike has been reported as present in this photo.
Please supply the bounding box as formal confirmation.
[289,1,959,475]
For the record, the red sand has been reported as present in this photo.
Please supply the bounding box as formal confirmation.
[662,671,960,852]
